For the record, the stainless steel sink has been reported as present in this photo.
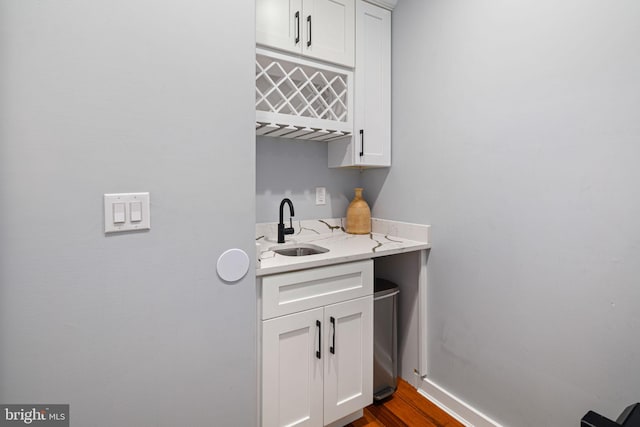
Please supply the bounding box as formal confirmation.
[270,243,329,257]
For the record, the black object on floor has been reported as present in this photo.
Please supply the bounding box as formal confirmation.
[582,403,640,427]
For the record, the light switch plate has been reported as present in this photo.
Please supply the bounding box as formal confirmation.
[316,187,326,205]
[104,192,150,233]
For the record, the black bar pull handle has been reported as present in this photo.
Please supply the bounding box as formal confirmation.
[359,129,364,157]
[329,317,336,354]
[307,15,312,47]
[294,11,300,44]
[316,320,321,359]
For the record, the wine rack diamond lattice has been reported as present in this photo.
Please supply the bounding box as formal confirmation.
[255,49,353,140]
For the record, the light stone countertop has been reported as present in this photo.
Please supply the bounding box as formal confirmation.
[256,218,431,276]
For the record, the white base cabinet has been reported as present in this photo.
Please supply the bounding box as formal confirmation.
[260,260,374,427]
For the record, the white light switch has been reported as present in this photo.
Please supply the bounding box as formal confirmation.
[104,192,151,233]
[113,203,126,223]
[130,202,142,222]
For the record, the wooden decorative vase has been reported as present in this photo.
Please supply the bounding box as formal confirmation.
[346,188,371,234]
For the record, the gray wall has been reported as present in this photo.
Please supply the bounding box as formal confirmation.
[0,2,257,426]
[364,0,640,425]
[256,136,361,222]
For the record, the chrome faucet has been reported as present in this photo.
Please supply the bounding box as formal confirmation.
[278,198,295,243]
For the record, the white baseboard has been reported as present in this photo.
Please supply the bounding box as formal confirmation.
[418,378,504,427]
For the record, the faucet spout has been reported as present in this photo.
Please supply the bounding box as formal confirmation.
[278,198,295,243]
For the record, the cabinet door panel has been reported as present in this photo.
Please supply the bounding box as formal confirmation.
[323,296,373,424]
[303,0,355,67]
[262,308,324,427]
[328,1,390,168]
[355,1,391,166]
[257,0,303,54]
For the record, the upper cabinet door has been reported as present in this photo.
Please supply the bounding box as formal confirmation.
[257,0,304,55]
[355,0,391,166]
[302,0,355,67]
[328,1,390,168]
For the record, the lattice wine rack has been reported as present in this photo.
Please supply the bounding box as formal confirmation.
[255,48,353,141]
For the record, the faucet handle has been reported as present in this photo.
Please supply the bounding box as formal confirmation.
[284,219,295,236]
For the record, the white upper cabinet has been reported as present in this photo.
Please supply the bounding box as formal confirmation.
[302,0,355,67]
[256,0,303,56]
[328,0,391,167]
[256,0,355,68]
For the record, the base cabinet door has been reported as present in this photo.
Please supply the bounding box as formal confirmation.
[262,308,324,427]
[323,296,373,425]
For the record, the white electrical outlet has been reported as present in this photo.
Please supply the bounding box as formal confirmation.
[315,187,326,205]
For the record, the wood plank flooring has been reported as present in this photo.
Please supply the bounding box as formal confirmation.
[346,379,465,427]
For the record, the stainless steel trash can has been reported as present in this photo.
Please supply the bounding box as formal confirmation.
[373,278,399,401]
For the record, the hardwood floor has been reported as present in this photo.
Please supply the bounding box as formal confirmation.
[346,379,465,427]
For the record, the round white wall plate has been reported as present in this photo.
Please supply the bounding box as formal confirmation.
[217,248,250,283]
